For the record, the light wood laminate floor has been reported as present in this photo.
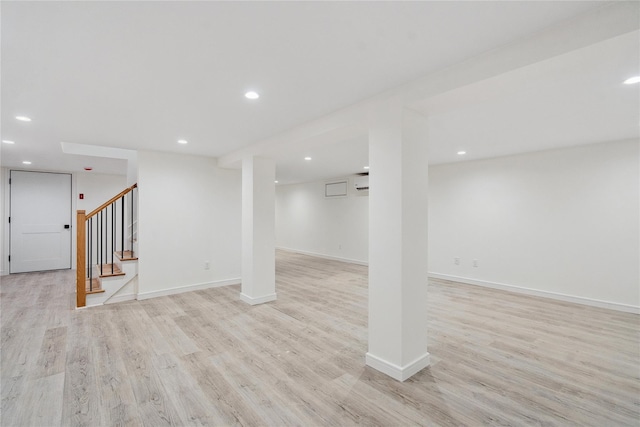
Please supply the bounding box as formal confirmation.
[2,250,639,426]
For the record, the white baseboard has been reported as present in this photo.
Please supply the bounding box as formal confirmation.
[277,247,368,266]
[240,292,277,305]
[429,272,640,315]
[137,278,240,301]
[365,352,430,382]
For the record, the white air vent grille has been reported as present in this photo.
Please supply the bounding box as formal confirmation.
[325,181,348,197]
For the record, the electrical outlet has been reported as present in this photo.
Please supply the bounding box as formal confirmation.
[454,257,460,265]
[338,244,342,250]
[204,261,210,270]
[473,259,478,268]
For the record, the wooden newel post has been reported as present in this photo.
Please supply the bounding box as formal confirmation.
[76,210,86,308]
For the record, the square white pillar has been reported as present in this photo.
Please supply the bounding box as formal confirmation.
[241,156,276,305]
[366,100,430,381]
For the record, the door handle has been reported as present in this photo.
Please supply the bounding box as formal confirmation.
[64,224,70,229]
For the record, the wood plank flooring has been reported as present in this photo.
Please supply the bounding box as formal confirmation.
[1,250,638,426]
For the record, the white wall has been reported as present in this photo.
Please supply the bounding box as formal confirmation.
[137,151,241,298]
[276,177,368,264]
[76,172,127,213]
[76,172,128,269]
[274,140,639,312]
[126,152,138,187]
[429,139,639,311]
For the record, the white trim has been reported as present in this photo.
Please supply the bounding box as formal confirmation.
[1,167,9,277]
[277,247,368,266]
[240,292,277,305]
[105,294,136,304]
[429,272,640,315]
[365,352,431,382]
[137,278,240,301]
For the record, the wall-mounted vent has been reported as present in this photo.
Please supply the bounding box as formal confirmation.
[325,181,348,198]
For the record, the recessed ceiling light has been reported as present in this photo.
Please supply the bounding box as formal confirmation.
[363,166,370,170]
[274,180,279,184]
[2,140,15,144]
[22,161,32,165]
[16,116,31,122]
[245,91,260,100]
[457,151,466,155]
[304,156,312,161]
[177,139,188,144]
[623,76,640,85]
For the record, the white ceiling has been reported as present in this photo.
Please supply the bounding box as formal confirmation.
[274,136,370,185]
[415,30,640,166]
[1,1,638,184]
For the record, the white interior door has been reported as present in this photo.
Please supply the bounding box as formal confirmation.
[10,170,72,273]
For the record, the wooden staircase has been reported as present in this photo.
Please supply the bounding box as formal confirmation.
[76,183,138,308]
[84,252,138,306]
[85,251,138,294]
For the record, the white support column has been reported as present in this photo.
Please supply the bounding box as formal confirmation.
[240,156,276,305]
[366,98,430,381]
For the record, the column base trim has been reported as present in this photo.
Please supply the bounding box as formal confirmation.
[240,292,277,305]
[365,352,430,382]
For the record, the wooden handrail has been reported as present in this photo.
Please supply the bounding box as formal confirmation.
[86,183,137,219]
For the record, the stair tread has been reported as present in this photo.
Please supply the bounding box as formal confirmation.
[97,263,126,278]
[115,250,138,261]
[85,278,105,294]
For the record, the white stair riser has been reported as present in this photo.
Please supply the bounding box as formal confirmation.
[115,258,138,276]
